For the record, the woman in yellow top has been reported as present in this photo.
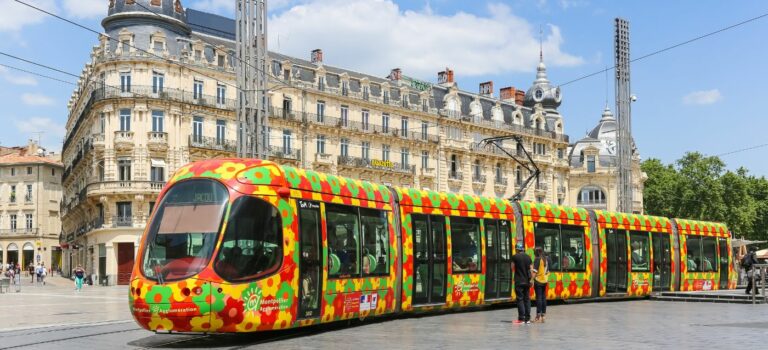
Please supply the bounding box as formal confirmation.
[532,246,551,323]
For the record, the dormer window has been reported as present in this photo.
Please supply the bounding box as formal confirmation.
[194,49,202,61]
[587,155,596,173]
[342,81,349,96]
[217,55,225,67]
[383,90,390,104]
[535,89,543,100]
[153,40,164,52]
[318,76,325,91]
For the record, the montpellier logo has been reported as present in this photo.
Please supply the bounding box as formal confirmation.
[244,286,263,316]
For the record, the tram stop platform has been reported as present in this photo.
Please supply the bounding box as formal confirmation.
[652,288,766,304]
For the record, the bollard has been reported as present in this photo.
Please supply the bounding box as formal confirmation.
[15,273,21,293]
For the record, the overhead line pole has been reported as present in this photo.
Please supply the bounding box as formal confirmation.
[615,18,633,213]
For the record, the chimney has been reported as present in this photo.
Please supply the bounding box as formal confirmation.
[311,49,323,64]
[390,68,402,81]
[515,90,525,105]
[499,87,516,101]
[479,81,493,97]
[437,67,454,84]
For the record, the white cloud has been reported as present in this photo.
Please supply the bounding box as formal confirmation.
[269,0,584,80]
[14,117,65,149]
[61,0,107,19]
[21,93,55,106]
[683,89,722,105]
[0,66,39,86]
[559,0,589,10]
[0,0,57,32]
[190,0,300,16]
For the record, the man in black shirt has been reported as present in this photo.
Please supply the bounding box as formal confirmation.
[511,241,533,324]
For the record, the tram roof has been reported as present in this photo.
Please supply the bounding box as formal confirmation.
[674,218,729,237]
[394,187,515,215]
[593,210,674,233]
[518,201,590,224]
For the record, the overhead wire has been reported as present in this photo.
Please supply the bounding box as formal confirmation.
[0,62,77,86]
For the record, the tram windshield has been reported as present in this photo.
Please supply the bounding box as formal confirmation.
[141,179,229,282]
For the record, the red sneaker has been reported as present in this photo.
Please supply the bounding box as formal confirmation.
[513,320,525,325]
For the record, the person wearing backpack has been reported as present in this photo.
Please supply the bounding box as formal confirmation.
[743,248,759,295]
[532,246,551,323]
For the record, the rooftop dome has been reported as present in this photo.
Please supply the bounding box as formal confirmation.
[569,106,621,168]
[105,0,187,28]
[524,54,562,110]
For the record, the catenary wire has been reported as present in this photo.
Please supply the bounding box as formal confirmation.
[715,143,768,157]
[0,62,77,86]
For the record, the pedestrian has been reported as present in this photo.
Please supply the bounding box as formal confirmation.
[511,241,533,324]
[40,263,47,286]
[74,265,85,292]
[743,248,759,295]
[29,262,35,283]
[532,246,551,323]
[35,263,42,285]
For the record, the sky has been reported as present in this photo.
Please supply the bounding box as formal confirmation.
[0,0,766,176]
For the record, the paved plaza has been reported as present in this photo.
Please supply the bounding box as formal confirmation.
[1,276,767,349]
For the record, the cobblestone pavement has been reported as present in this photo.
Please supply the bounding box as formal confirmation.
[1,278,767,349]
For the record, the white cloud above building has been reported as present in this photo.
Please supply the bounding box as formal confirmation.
[21,93,55,106]
[682,89,722,105]
[0,0,57,32]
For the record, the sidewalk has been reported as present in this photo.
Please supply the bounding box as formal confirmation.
[0,276,132,330]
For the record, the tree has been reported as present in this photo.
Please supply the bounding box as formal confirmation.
[640,158,678,217]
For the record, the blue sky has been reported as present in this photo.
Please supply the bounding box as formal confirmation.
[1,0,766,176]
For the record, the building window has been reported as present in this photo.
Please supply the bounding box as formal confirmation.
[9,185,16,202]
[51,168,55,176]
[383,90,390,104]
[362,110,369,131]
[578,186,606,205]
[495,163,502,182]
[10,214,17,231]
[516,166,522,186]
[282,98,292,115]
[153,39,163,51]
[192,116,203,142]
[342,81,349,96]
[382,144,390,161]
[116,202,132,226]
[340,138,349,158]
[401,148,409,169]
[587,155,596,173]
[99,113,105,133]
[402,95,409,108]
[422,99,428,112]
[318,76,325,91]
[152,72,164,94]
[401,117,408,137]
[473,160,481,179]
[557,148,564,159]
[25,184,32,202]
[421,122,428,140]
[340,106,349,127]
[151,110,164,132]
[121,39,130,54]
[217,54,225,67]
[150,164,164,182]
[363,86,370,100]
[194,49,202,61]
[316,101,325,123]
[382,114,389,133]
[316,135,326,154]
[282,130,292,153]
[193,80,203,99]
[118,159,131,181]
[216,120,226,144]
[216,84,226,104]
[119,109,131,131]
[450,217,481,273]
[450,154,458,177]
[120,72,131,92]
[10,168,15,176]
[362,141,370,160]
[26,166,32,175]
[421,151,429,169]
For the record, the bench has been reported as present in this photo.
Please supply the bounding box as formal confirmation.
[0,278,10,293]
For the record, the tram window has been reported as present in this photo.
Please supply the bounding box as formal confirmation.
[534,223,561,271]
[450,217,481,273]
[215,196,283,281]
[499,220,511,260]
[629,231,650,272]
[686,236,701,272]
[360,208,389,276]
[560,225,585,271]
[326,204,360,278]
[701,237,717,272]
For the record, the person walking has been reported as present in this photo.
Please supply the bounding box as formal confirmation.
[29,262,35,283]
[743,248,759,295]
[511,242,533,325]
[40,263,47,286]
[532,246,551,323]
[74,265,85,292]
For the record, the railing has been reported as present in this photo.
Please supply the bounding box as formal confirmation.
[148,131,168,143]
[86,181,165,196]
[112,216,133,227]
[448,171,463,180]
[24,194,33,203]
[270,107,300,121]
[495,176,508,186]
[0,228,38,236]
[337,155,415,174]
[90,85,237,111]
[267,146,301,160]
[472,174,486,184]
[189,135,237,153]
[114,130,134,144]
[749,264,767,304]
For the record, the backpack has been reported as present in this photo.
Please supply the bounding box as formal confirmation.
[742,254,753,270]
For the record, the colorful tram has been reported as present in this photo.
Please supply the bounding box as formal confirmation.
[129,159,737,333]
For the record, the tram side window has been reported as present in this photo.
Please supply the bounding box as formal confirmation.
[450,217,481,273]
[701,237,718,272]
[215,196,282,281]
[629,231,650,272]
[534,223,561,271]
[360,208,389,275]
[560,225,586,271]
[326,204,360,278]
[686,236,701,272]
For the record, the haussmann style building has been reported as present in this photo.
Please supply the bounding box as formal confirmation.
[61,0,644,285]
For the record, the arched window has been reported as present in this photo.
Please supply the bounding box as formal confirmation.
[495,163,502,182]
[578,186,606,205]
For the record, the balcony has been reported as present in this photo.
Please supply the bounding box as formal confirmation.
[92,133,105,151]
[189,135,237,153]
[535,182,549,194]
[337,155,415,175]
[577,199,607,210]
[89,84,236,111]
[270,107,300,122]
[86,181,164,198]
[267,146,301,161]
[0,228,38,237]
[112,216,133,228]
[24,194,33,203]
[313,153,334,165]
[418,167,436,178]
[557,185,567,197]
[114,131,134,151]
[472,174,486,190]
[147,132,169,152]
[494,177,508,192]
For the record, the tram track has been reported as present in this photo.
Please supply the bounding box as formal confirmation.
[0,320,141,350]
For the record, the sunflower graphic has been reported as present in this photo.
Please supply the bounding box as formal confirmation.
[243,286,263,316]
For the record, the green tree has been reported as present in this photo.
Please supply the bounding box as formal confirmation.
[640,158,678,217]
[672,152,725,220]
[719,168,755,238]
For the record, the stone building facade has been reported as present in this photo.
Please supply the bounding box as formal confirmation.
[0,142,63,272]
[61,0,572,284]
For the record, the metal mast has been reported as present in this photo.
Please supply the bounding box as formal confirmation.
[236,0,268,158]
[614,18,632,212]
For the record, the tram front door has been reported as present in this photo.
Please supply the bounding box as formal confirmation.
[606,229,628,293]
[652,232,671,292]
[297,200,322,319]
[412,214,447,306]
[484,219,512,300]
[718,239,729,289]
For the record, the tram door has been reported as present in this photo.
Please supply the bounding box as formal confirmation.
[412,214,447,306]
[606,229,628,293]
[718,239,729,289]
[651,232,671,292]
[297,200,322,319]
[484,220,513,300]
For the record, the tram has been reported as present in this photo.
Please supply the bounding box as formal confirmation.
[129,159,736,333]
